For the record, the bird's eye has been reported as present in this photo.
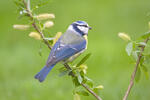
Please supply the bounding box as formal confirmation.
[78,25,88,27]
[83,25,88,27]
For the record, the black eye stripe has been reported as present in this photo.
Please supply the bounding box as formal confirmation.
[77,24,88,27]
[73,23,88,28]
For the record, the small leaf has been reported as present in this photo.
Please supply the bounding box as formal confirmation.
[74,93,80,100]
[140,56,145,65]
[95,85,104,90]
[132,51,138,61]
[72,77,80,87]
[141,65,149,79]
[85,76,94,88]
[44,37,55,41]
[135,67,141,82]
[141,31,150,39]
[93,88,99,94]
[126,42,133,56]
[76,53,91,67]
[76,90,89,96]
[93,85,104,94]
[77,72,83,84]
[138,42,147,46]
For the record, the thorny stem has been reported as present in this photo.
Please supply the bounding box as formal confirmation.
[22,0,102,100]
[123,38,149,100]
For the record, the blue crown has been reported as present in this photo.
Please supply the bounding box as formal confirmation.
[71,21,88,36]
[75,21,88,25]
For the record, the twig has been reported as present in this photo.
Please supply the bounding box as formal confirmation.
[23,0,52,50]
[123,38,149,100]
[81,83,102,100]
[64,63,102,100]
[22,0,102,100]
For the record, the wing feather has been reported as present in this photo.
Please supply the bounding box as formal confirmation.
[46,32,87,66]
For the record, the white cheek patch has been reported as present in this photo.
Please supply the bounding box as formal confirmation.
[77,26,84,31]
[77,26,88,33]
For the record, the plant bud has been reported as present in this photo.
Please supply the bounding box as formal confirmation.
[13,25,30,30]
[44,21,54,28]
[79,64,88,74]
[95,85,104,90]
[29,32,41,40]
[36,13,55,20]
[53,32,62,46]
[118,32,131,41]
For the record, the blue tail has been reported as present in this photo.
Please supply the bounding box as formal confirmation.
[35,65,55,82]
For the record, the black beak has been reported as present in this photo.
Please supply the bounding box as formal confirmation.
[88,26,92,30]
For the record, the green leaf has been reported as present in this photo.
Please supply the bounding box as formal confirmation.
[14,0,25,9]
[76,53,91,67]
[141,65,149,79]
[77,72,83,84]
[138,42,147,46]
[95,85,104,90]
[140,56,145,65]
[135,67,141,82]
[93,85,104,94]
[44,37,55,41]
[72,77,80,87]
[126,42,133,56]
[93,88,99,94]
[85,76,94,88]
[141,31,150,39]
[132,51,138,61]
[76,90,89,96]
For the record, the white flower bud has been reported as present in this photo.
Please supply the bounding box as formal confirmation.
[13,25,30,30]
[36,13,55,20]
[44,21,54,28]
[118,32,131,41]
[29,32,41,40]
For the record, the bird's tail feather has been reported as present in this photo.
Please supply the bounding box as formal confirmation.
[35,65,55,82]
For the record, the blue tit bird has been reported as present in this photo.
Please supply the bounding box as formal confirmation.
[35,21,92,82]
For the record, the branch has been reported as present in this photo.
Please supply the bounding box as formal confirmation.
[23,0,52,50]
[81,83,102,100]
[64,63,102,100]
[22,0,102,100]
[123,38,149,100]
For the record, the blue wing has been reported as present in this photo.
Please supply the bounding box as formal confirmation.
[46,37,86,66]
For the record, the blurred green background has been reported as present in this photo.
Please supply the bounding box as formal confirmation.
[0,0,150,100]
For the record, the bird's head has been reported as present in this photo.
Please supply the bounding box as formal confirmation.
[67,21,92,36]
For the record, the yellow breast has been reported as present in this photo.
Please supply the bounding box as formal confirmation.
[83,35,88,49]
